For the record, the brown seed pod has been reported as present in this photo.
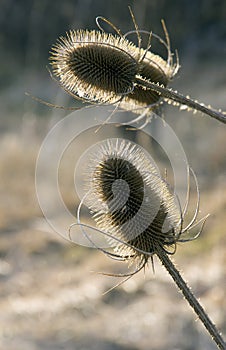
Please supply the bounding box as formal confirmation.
[75,138,204,275]
[49,15,178,117]
[120,46,177,115]
[49,12,226,125]
[50,30,140,104]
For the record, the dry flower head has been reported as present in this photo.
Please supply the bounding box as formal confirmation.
[72,138,205,276]
[49,10,226,125]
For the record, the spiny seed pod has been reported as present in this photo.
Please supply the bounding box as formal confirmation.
[49,14,226,125]
[79,138,194,272]
[50,30,140,104]
[121,47,176,114]
[50,20,177,113]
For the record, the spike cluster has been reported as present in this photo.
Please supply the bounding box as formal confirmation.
[49,18,226,124]
[50,30,139,104]
[81,138,181,267]
[50,26,177,114]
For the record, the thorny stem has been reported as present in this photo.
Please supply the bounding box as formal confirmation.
[157,249,226,350]
[136,77,226,124]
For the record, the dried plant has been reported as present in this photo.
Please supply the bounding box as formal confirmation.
[70,138,225,349]
[40,8,226,349]
[49,9,226,126]
[80,138,188,266]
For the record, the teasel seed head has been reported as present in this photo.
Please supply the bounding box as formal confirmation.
[81,138,182,270]
[50,30,140,104]
[49,20,177,113]
[48,13,226,125]
[121,49,177,114]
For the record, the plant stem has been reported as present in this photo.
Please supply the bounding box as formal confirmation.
[157,249,226,350]
[135,77,226,125]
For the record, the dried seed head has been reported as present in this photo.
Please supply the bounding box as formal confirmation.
[50,30,139,104]
[121,49,176,113]
[48,13,226,125]
[81,138,181,268]
[50,20,177,113]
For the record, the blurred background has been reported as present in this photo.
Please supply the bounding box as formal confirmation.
[0,0,226,349]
